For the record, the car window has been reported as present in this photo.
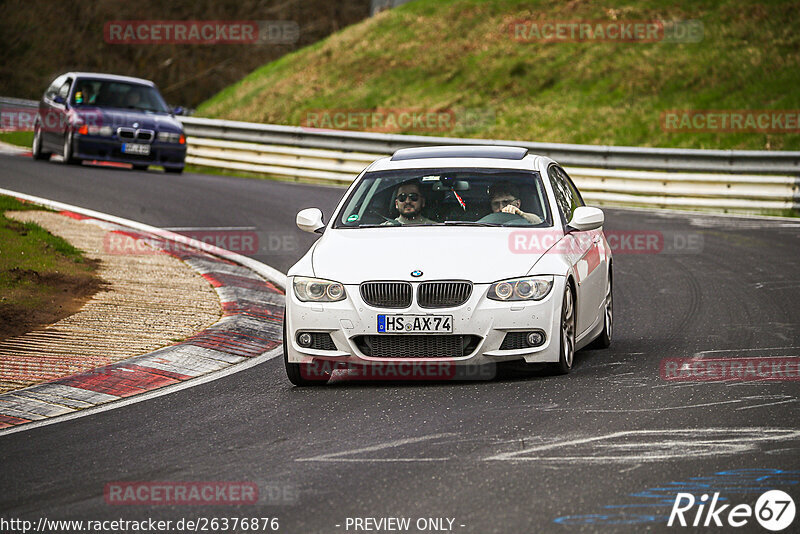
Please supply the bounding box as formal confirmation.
[547,164,571,223]
[71,80,169,112]
[57,79,72,101]
[548,164,585,224]
[333,168,552,228]
[44,76,65,101]
[556,166,584,217]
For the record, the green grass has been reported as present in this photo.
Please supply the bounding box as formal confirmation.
[197,0,800,150]
[0,131,33,148]
[0,195,98,337]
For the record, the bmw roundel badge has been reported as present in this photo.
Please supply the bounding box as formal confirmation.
[411,270,423,277]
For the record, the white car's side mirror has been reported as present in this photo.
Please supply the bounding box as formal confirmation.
[296,208,325,234]
[568,206,604,231]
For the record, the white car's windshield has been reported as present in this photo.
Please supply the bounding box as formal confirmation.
[334,168,552,228]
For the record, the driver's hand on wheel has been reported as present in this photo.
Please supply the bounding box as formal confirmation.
[502,204,542,224]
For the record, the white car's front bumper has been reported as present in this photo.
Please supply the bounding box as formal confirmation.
[285,276,565,367]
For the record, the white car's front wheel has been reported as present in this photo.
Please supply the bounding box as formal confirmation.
[589,274,613,349]
[550,285,576,374]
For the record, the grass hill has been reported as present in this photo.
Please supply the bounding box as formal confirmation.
[197,0,800,150]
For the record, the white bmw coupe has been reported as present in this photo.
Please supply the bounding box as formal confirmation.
[284,146,612,385]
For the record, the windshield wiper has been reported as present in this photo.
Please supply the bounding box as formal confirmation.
[358,223,397,228]
[443,221,499,227]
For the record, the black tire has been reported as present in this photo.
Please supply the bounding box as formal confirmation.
[164,167,184,174]
[132,164,149,171]
[61,131,79,165]
[549,284,576,375]
[283,320,330,386]
[588,272,612,349]
[32,125,50,160]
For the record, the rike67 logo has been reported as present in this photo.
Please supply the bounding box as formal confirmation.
[668,490,795,531]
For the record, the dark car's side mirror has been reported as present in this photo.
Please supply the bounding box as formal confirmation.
[53,96,66,105]
[172,106,184,116]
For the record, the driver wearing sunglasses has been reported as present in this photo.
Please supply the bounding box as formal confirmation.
[386,181,434,225]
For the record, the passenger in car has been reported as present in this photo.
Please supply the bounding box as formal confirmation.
[385,181,435,225]
[488,181,543,224]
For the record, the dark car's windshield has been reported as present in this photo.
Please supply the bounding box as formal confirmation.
[333,168,552,228]
[71,80,170,113]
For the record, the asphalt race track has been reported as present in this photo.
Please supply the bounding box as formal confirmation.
[1,154,799,533]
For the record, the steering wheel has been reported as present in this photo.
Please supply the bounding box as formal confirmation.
[368,209,400,226]
[476,211,529,226]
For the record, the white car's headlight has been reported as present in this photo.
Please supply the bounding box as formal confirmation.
[487,276,553,301]
[293,276,346,302]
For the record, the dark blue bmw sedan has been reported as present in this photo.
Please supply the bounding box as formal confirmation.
[32,72,186,173]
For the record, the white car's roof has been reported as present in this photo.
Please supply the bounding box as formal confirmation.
[367,145,546,172]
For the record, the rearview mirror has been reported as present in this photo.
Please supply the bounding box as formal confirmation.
[172,106,184,116]
[296,208,325,234]
[567,206,604,232]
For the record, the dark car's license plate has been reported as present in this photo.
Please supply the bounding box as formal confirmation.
[377,315,453,333]
[122,143,150,156]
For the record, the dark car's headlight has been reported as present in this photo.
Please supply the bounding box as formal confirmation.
[293,276,346,302]
[157,132,185,144]
[79,125,113,136]
[488,276,553,301]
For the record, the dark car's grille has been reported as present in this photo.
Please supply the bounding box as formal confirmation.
[418,281,472,308]
[360,282,412,308]
[117,128,135,139]
[355,335,480,359]
[116,127,154,142]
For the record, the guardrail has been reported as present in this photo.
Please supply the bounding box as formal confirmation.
[180,118,799,213]
[3,97,798,213]
[178,116,800,175]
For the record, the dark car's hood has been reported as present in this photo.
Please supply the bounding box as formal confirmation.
[75,107,182,132]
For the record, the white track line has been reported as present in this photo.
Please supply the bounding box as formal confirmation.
[0,347,282,437]
[0,187,286,289]
[0,188,288,437]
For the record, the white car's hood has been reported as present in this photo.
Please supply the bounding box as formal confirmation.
[310,227,560,284]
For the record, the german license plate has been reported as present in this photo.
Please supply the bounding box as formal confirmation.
[377,315,452,333]
[122,143,150,155]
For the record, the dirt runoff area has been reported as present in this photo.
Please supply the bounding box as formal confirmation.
[0,210,221,393]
